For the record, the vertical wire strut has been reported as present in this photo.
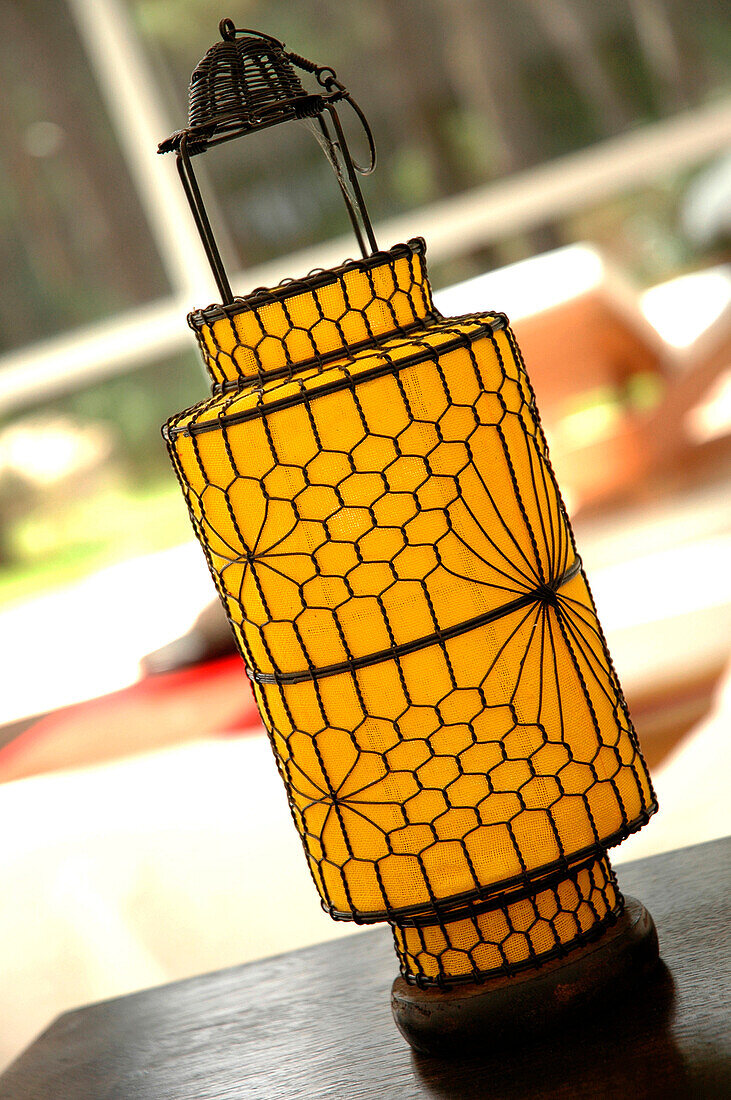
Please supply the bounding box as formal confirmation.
[177,136,234,304]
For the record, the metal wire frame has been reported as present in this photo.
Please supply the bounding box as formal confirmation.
[164,240,657,935]
[161,21,378,305]
[392,854,624,988]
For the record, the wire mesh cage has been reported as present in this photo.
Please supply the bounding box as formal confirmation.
[392,854,620,988]
[163,238,656,986]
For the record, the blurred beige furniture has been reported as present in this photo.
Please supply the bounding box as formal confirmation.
[436,247,731,514]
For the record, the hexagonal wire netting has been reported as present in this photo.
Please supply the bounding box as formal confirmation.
[163,238,656,987]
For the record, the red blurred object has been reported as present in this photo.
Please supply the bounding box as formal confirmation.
[0,656,262,784]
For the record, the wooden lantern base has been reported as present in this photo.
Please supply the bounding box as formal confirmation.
[391,896,659,1056]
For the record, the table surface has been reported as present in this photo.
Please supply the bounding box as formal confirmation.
[1,837,729,1100]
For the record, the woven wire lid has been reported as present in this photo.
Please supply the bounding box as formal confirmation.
[159,20,325,155]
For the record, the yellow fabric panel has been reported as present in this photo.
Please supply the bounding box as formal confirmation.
[190,240,433,385]
[172,312,497,441]
[171,322,568,678]
[165,241,655,923]
[392,855,618,982]
[251,574,649,916]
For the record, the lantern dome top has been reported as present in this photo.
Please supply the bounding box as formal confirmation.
[159,21,330,156]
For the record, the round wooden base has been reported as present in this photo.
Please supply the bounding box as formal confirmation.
[391,895,659,1056]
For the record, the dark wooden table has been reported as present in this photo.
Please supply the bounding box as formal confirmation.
[1,837,729,1099]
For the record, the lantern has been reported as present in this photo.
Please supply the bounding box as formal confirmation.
[159,20,659,1054]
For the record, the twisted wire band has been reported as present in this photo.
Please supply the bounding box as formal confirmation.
[249,557,582,686]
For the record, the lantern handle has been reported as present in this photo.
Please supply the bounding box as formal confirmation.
[286,54,377,176]
[284,49,378,254]
[213,19,375,175]
[218,19,283,48]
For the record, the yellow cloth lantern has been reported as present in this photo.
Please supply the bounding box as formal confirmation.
[159,21,657,1052]
[165,237,655,962]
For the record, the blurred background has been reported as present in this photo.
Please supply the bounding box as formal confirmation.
[1,0,729,1070]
